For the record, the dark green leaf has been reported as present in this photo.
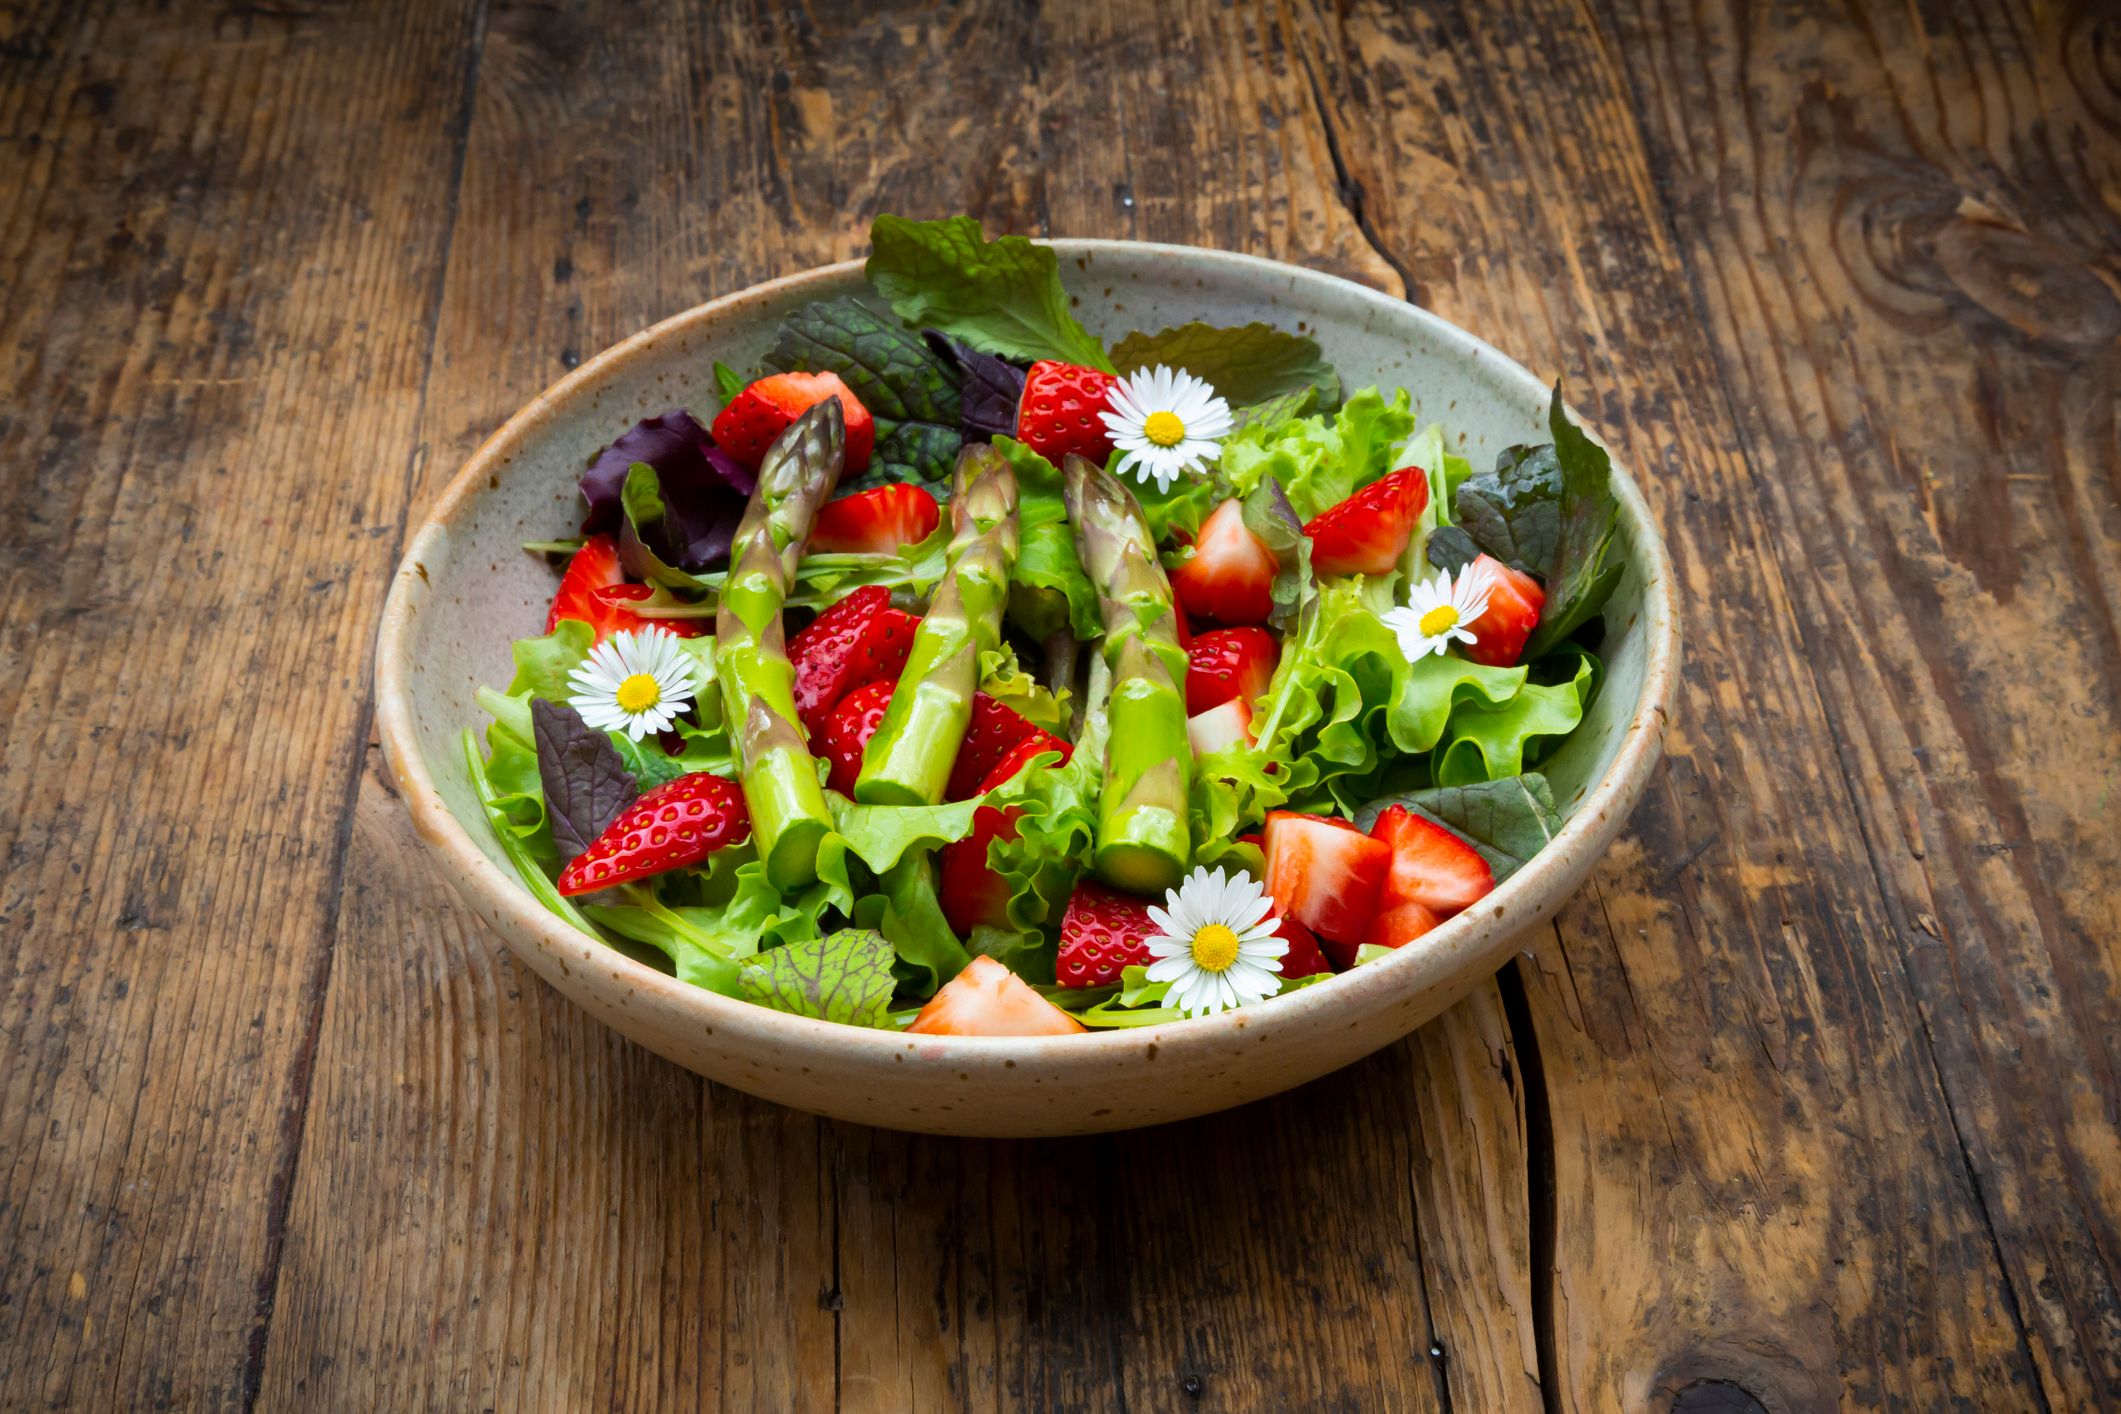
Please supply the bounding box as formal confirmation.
[764,298,961,425]
[866,214,1113,372]
[738,927,898,1028]
[609,731,685,788]
[1426,525,1482,575]
[1521,386,1624,659]
[530,699,638,862]
[1109,321,1339,406]
[859,420,963,493]
[713,361,745,404]
[1354,773,1564,882]
[1453,443,1563,575]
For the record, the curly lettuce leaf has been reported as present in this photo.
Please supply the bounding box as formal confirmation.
[1128,466,1221,544]
[867,215,1113,372]
[978,642,1071,735]
[1435,654,1593,785]
[993,437,1100,639]
[738,927,898,1027]
[852,855,972,995]
[1110,321,1338,406]
[1219,387,1415,521]
[1354,774,1563,882]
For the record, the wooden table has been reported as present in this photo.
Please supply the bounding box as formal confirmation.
[5,1,2116,1407]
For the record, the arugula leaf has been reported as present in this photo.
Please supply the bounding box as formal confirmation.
[713,361,745,404]
[763,298,965,492]
[530,699,637,861]
[1355,774,1564,882]
[1521,387,1624,658]
[1239,475,1316,635]
[925,331,1028,442]
[738,928,898,1028]
[866,215,1113,372]
[1109,322,1339,406]
[1219,387,1415,521]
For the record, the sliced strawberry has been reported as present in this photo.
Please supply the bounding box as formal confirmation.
[1056,881,1159,990]
[1262,811,1391,948]
[936,736,1074,936]
[1187,697,1254,757]
[588,584,708,641]
[817,680,895,796]
[556,772,749,895]
[788,586,920,739]
[1459,554,1546,669]
[810,483,941,555]
[1369,805,1496,914]
[711,371,875,473]
[1303,469,1430,578]
[1015,360,1119,466]
[1172,498,1278,625]
[944,693,1043,801]
[1274,915,1334,979]
[1348,901,1445,968]
[1185,625,1280,716]
[906,955,1086,1037]
[546,535,630,639]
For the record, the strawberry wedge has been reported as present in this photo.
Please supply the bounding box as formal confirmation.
[1369,805,1495,914]
[1304,469,1428,578]
[1262,811,1390,949]
[907,956,1085,1037]
[1172,498,1277,625]
[811,483,941,555]
[1459,554,1545,668]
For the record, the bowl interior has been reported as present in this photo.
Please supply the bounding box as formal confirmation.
[396,246,1651,862]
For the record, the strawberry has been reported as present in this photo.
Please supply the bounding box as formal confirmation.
[906,955,1086,1036]
[1187,697,1254,757]
[810,483,941,555]
[1274,915,1334,978]
[1185,625,1279,716]
[546,535,704,644]
[944,693,1045,801]
[936,736,1074,936]
[1262,811,1391,948]
[556,772,749,895]
[788,586,920,739]
[1350,900,1444,966]
[711,371,875,473]
[1015,360,1119,466]
[1369,805,1495,914]
[1172,498,1278,625]
[817,679,895,796]
[1057,880,1159,989]
[1459,554,1546,669]
[1303,469,1430,577]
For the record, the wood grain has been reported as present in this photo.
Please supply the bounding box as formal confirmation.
[3,0,2114,1408]
[0,1,482,1406]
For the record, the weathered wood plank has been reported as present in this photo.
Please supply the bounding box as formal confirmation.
[254,1,1526,1408]
[1297,0,2055,1404]
[1598,0,2121,1402]
[0,1,483,1406]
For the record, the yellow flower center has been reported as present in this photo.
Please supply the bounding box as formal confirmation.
[1190,923,1241,973]
[1142,409,1187,448]
[1418,604,1461,638]
[615,673,662,713]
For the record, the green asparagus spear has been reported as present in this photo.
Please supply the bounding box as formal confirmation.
[1061,454,1192,894]
[854,445,1021,805]
[716,399,848,891]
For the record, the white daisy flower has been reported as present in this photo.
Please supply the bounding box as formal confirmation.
[1383,562,1497,661]
[1099,365,1234,492]
[1143,866,1289,1018]
[566,627,700,741]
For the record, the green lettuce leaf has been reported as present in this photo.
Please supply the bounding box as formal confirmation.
[994,437,1100,639]
[1129,466,1221,544]
[1219,387,1415,522]
[504,619,593,701]
[1109,321,1339,406]
[1229,384,1319,433]
[1354,774,1563,882]
[828,793,986,876]
[978,642,1071,735]
[464,729,579,923]
[852,855,972,995]
[866,215,1113,372]
[738,928,898,1027]
[1434,654,1593,785]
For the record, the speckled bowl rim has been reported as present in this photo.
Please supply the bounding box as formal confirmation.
[375,241,1677,1078]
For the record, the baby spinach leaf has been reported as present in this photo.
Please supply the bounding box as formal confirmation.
[867,215,1113,372]
[1521,387,1624,659]
[1109,321,1339,406]
[852,855,974,995]
[531,699,638,862]
[1355,773,1564,882]
[738,927,898,1028]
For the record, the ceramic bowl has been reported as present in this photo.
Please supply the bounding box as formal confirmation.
[374,241,1678,1137]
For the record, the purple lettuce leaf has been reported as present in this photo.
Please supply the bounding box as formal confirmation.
[580,410,754,570]
[531,698,638,862]
[924,331,1026,443]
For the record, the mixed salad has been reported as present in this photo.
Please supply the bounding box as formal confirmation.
[468,215,1624,1037]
